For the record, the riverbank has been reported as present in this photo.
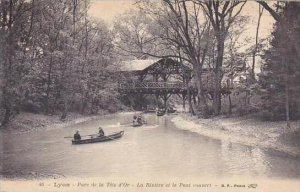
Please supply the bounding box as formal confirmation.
[1,111,137,180]
[1,111,111,134]
[171,114,300,158]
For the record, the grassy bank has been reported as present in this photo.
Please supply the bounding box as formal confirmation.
[172,114,300,158]
[1,111,111,134]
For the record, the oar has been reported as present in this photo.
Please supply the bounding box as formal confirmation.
[64,135,114,140]
[64,133,98,139]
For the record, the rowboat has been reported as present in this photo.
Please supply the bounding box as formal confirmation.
[167,108,176,113]
[72,131,124,145]
[132,117,146,127]
[132,122,143,127]
[156,110,165,116]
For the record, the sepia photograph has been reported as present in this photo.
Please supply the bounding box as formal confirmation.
[0,0,300,191]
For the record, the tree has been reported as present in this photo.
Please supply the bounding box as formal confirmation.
[0,0,35,126]
[113,9,156,59]
[251,4,264,79]
[259,2,300,125]
[0,0,117,126]
[258,1,300,61]
[195,0,246,115]
[27,0,115,118]
[221,16,250,115]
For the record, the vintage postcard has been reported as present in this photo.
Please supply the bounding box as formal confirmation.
[0,0,300,192]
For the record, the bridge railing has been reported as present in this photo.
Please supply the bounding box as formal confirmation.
[118,80,237,91]
[118,81,187,90]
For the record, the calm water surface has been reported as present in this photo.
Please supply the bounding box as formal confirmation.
[1,113,300,179]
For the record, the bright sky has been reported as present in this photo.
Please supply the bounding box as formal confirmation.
[88,0,275,71]
[89,1,275,37]
[88,0,135,23]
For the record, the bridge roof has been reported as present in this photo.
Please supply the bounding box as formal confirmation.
[118,59,160,72]
[118,58,192,74]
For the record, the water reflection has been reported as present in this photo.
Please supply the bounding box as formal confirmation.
[220,141,268,177]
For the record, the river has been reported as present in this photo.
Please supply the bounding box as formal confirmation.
[1,113,300,179]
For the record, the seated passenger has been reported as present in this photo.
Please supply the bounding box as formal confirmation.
[137,115,143,124]
[74,130,81,140]
[98,127,105,137]
[133,115,138,123]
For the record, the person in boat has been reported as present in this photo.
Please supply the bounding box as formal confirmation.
[133,115,138,124]
[98,127,105,137]
[137,115,143,125]
[74,130,81,140]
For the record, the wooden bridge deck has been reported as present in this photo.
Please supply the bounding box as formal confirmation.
[118,81,234,94]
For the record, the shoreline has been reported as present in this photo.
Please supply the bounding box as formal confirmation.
[0,111,118,135]
[171,114,300,158]
[0,111,138,135]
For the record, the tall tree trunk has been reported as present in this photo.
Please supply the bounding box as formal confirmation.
[2,88,12,126]
[45,54,53,114]
[1,4,14,126]
[185,76,195,115]
[199,1,246,116]
[178,47,195,115]
[192,61,208,115]
[61,93,72,120]
[213,34,225,115]
[252,4,264,79]
[61,0,78,119]
[80,0,89,113]
[228,94,232,115]
[284,57,291,129]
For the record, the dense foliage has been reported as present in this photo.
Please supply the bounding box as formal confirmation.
[259,2,300,120]
[0,0,118,126]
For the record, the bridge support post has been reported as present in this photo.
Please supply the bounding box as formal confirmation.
[155,93,159,108]
[163,94,167,110]
[193,94,197,105]
[138,93,143,110]
[182,93,186,111]
[128,94,134,109]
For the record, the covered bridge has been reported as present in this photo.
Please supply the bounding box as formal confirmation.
[117,58,195,110]
[116,58,233,110]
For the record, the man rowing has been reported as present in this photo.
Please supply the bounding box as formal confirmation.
[74,130,81,140]
[98,127,105,137]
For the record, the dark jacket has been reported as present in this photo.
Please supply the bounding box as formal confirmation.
[74,133,81,140]
[98,129,104,136]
